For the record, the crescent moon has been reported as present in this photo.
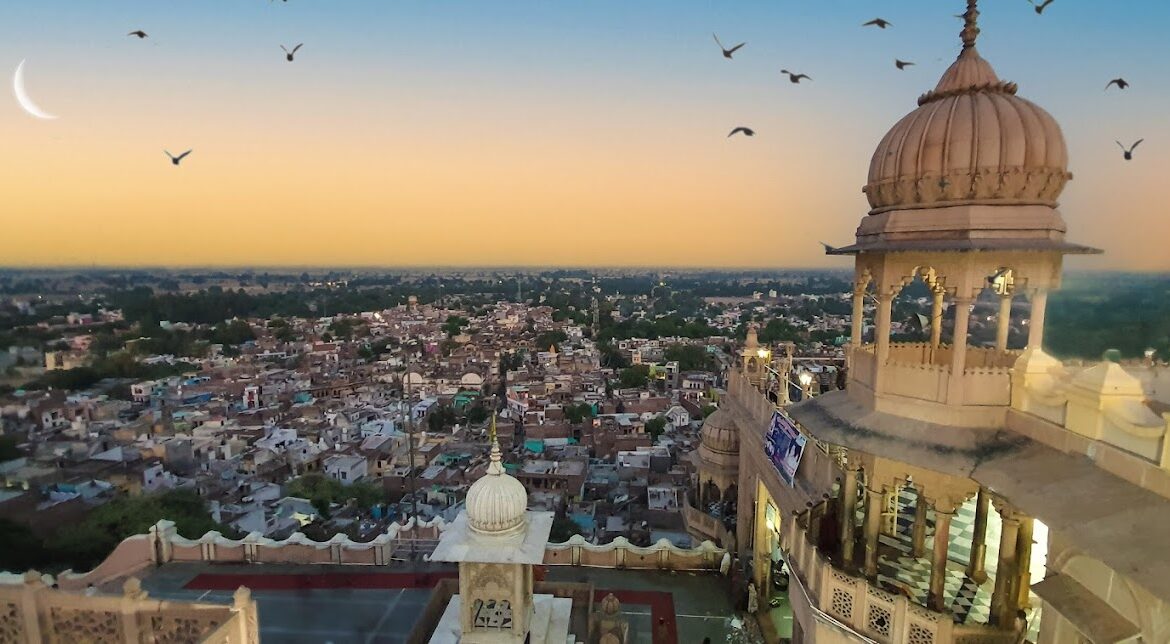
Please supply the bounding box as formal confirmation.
[13,59,59,120]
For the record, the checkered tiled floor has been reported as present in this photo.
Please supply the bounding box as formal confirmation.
[873,486,1001,625]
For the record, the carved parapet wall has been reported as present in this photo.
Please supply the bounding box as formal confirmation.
[543,535,726,571]
[1010,348,1170,492]
[0,572,259,644]
[166,516,447,566]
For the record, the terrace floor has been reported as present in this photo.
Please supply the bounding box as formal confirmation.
[133,562,738,644]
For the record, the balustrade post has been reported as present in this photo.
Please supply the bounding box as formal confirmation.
[1027,289,1048,349]
[928,505,954,612]
[911,491,928,558]
[929,287,944,351]
[967,488,989,583]
[839,467,859,568]
[991,504,1021,626]
[996,293,1013,351]
[1016,517,1035,609]
[863,486,884,578]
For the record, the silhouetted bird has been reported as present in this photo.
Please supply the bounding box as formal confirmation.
[780,70,811,83]
[1117,139,1143,161]
[713,33,745,59]
[1028,0,1055,14]
[895,59,915,70]
[165,149,192,166]
[862,18,891,29]
[1105,78,1129,90]
[281,44,303,62]
[727,127,755,138]
[128,30,148,38]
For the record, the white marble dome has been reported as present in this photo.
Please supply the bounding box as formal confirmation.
[465,442,528,535]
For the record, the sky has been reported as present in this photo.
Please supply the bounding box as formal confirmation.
[1,1,1168,269]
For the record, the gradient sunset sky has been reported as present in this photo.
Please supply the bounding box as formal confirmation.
[2,1,1168,269]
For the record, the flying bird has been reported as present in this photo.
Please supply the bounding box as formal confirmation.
[780,70,811,84]
[1105,78,1129,90]
[712,33,745,59]
[128,30,148,38]
[728,127,755,138]
[1116,139,1143,161]
[1028,0,1055,14]
[862,18,891,29]
[895,59,915,70]
[281,43,303,62]
[165,149,192,166]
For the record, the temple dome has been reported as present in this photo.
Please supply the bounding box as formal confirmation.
[465,434,528,535]
[698,408,739,467]
[862,19,1070,215]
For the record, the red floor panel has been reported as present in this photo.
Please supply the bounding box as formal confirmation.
[184,573,679,644]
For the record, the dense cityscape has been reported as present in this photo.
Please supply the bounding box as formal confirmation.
[5,0,1170,642]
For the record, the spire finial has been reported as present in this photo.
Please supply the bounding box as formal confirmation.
[961,0,980,50]
[487,411,503,474]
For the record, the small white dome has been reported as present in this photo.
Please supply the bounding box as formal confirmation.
[466,437,528,535]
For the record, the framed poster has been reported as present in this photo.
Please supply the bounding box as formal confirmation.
[764,411,807,487]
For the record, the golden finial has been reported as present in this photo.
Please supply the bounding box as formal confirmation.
[487,411,503,474]
[961,0,980,50]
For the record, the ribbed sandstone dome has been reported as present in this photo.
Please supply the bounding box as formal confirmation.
[863,23,1071,215]
[699,408,739,458]
[465,441,527,535]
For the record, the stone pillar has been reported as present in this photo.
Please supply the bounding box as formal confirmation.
[808,502,823,548]
[1027,289,1048,349]
[851,288,865,348]
[930,287,945,350]
[996,293,1013,351]
[875,291,893,364]
[928,505,954,612]
[1016,517,1035,609]
[863,486,884,578]
[991,506,1021,626]
[966,489,989,583]
[948,296,974,404]
[911,491,928,558]
[839,467,858,567]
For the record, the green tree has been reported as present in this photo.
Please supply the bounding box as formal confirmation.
[549,515,578,543]
[645,416,667,440]
[618,365,650,389]
[564,403,594,424]
[0,518,48,572]
[443,315,469,338]
[0,435,21,462]
[535,330,568,351]
[664,344,716,372]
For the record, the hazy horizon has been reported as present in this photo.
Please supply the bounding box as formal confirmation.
[4,1,1168,269]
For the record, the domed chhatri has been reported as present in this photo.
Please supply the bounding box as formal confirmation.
[699,407,740,460]
[863,0,1070,218]
[465,414,528,536]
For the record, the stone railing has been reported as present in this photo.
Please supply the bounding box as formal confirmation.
[682,505,736,551]
[0,572,258,644]
[1012,347,1170,480]
[784,510,962,644]
[46,517,448,591]
[544,535,726,571]
[164,517,446,566]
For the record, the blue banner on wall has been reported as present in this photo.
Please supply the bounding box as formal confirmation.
[764,411,807,487]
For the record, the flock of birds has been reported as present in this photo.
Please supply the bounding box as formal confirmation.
[720,1,1145,162]
[121,0,1143,165]
[123,28,304,166]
